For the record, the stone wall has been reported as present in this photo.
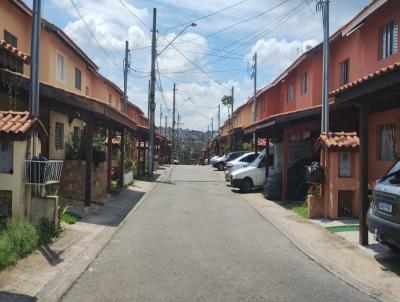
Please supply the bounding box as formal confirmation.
[60,160,107,202]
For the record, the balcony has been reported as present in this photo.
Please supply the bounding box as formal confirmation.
[25,160,63,185]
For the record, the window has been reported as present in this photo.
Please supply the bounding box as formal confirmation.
[340,59,349,85]
[379,123,396,160]
[380,20,398,59]
[75,68,82,90]
[301,73,308,94]
[4,30,17,47]
[56,52,66,83]
[339,152,352,177]
[262,98,266,113]
[0,142,13,173]
[108,94,112,105]
[114,96,119,109]
[288,84,293,102]
[55,122,64,150]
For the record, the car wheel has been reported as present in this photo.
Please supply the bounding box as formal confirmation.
[385,242,400,253]
[218,162,224,171]
[240,178,253,193]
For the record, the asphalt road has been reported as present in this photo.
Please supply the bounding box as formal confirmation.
[61,165,376,302]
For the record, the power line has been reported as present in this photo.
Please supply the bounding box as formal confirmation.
[117,0,150,29]
[70,0,121,68]
[191,1,306,69]
[164,0,249,32]
[174,0,290,45]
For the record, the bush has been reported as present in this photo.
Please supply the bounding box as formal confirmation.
[60,212,79,225]
[0,233,18,270]
[0,221,39,269]
[36,217,61,244]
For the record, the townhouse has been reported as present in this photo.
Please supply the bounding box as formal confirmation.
[220,0,399,221]
[0,0,167,223]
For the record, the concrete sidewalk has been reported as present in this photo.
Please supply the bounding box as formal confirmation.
[0,167,170,302]
[241,192,400,302]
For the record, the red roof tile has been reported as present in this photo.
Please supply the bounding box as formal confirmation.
[0,111,41,134]
[330,62,400,96]
[0,40,30,63]
[316,132,359,150]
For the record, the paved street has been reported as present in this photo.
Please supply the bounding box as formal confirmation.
[61,165,376,302]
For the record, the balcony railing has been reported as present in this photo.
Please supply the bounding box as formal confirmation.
[25,160,63,185]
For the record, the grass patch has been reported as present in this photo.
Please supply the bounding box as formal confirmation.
[326,225,359,233]
[283,202,308,219]
[60,212,80,224]
[0,219,62,270]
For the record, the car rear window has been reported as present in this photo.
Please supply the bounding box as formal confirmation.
[380,161,400,185]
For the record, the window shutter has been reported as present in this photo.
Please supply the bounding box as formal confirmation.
[393,21,398,54]
[380,26,386,59]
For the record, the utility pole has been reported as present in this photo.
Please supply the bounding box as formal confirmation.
[29,0,42,117]
[318,0,330,133]
[29,0,42,157]
[211,116,214,139]
[159,104,162,129]
[172,83,177,160]
[230,86,234,129]
[218,104,220,134]
[147,8,157,178]
[177,113,180,162]
[164,115,167,137]
[123,40,130,113]
[251,52,257,153]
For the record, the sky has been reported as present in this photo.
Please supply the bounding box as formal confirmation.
[26,0,370,131]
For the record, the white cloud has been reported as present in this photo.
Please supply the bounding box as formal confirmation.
[246,38,319,77]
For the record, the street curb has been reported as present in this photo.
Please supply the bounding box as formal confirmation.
[36,167,171,302]
[241,195,398,302]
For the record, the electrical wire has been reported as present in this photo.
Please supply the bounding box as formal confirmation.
[173,0,290,45]
[69,0,121,68]
[117,0,150,29]
[164,0,249,32]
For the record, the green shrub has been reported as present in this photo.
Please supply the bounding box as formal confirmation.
[60,212,79,224]
[36,218,62,244]
[6,221,39,258]
[0,232,18,270]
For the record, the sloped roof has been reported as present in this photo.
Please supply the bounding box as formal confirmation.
[316,132,359,150]
[330,62,400,96]
[0,110,47,136]
[0,39,30,63]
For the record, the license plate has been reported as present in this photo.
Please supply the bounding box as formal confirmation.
[378,201,393,213]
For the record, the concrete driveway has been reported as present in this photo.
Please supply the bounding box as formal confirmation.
[61,165,377,302]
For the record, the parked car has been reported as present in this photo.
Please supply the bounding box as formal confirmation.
[263,156,319,201]
[230,150,266,193]
[210,155,220,165]
[213,151,247,171]
[224,152,257,181]
[367,161,400,251]
[173,159,179,165]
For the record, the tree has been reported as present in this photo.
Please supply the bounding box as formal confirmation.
[221,95,232,106]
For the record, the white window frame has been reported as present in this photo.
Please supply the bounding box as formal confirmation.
[55,122,65,150]
[339,151,352,177]
[380,20,398,59]
[288,84,293,102]
[56,51,67,84]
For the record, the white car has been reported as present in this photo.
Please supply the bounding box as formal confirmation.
[210,155,223,165]
[230,150,266,193]
[224,152,257,181]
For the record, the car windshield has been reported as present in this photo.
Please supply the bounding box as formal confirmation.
[249,150,265,168]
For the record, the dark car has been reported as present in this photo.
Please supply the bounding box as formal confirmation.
[367,161,400,251]
[213,151,246,171]
[263,156,320,201]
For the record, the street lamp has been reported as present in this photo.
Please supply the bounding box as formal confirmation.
[157,23,197,57]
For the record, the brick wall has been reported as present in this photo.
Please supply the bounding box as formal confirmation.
[60,160,107,202]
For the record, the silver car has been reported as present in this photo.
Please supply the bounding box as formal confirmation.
[224,152,257,181]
